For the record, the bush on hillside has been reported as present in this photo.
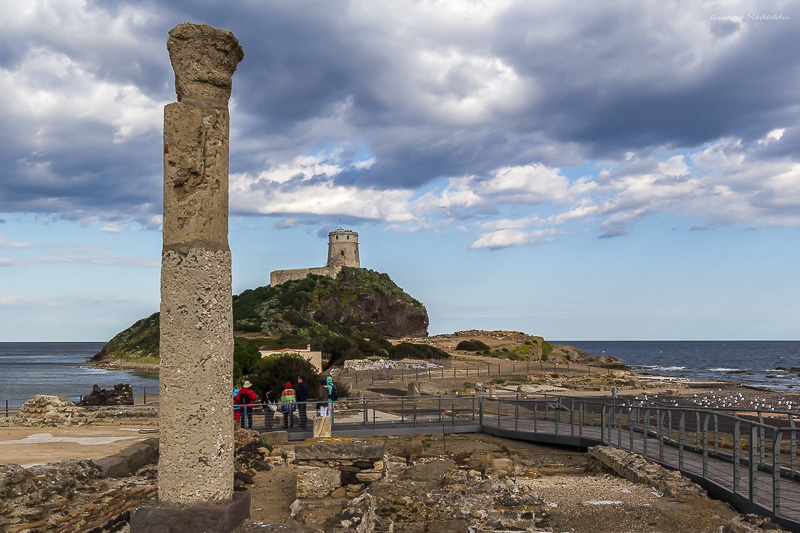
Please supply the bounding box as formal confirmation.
[388,342,450,361]
[233,339,262,384]
[456,339,491,352]
[251,352,322,400]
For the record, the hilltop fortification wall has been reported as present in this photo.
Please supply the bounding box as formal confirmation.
[269,264,356,286]
[270,229,360,286]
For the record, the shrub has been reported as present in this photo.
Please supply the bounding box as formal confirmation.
[455,339,491,352]
[252,352,320,400]
[233,338,261,384]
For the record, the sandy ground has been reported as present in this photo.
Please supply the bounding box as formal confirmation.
[0,421,158,468]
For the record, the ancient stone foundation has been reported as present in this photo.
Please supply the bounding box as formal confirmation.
[587,445,708,500]
[293,439,386,499]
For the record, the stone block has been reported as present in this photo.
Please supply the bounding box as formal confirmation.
[295,439,384,462]
[296,466,341,498]
[261,431,288,446]
[94,456,130,478]
[130,491,250,533]
[354,471,382,483]
[313,415,331,438]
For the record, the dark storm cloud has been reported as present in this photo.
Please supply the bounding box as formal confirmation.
[1,0,798,226]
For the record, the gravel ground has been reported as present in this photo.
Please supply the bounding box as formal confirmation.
[239,433,745,532]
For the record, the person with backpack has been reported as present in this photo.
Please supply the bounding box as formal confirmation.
[320,375,337,418]
[295,376,309,429]
[232,387,241,425]
[280,382,296,429]
[235,381,257,429]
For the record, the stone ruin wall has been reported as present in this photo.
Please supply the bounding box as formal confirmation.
[0,395,157,428]
[269,265,338,287]
[293,439,386,500]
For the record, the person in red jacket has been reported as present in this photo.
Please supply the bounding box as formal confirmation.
[235,381,257,429]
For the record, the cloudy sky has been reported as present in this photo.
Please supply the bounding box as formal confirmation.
[1,0,798,342]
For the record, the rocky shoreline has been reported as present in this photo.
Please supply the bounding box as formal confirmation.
[89,354,159,373]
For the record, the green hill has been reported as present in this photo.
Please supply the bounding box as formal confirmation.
[95,267,429,364]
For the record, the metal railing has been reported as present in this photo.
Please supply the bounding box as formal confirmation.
[300,393,800,529]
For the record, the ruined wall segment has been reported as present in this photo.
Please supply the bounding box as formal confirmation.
[159,23,243,507]
[269,229,360,286]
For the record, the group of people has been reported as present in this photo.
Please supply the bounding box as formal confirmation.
[233,375,336,431]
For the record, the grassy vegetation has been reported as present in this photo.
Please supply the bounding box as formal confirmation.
[98,267,435,372]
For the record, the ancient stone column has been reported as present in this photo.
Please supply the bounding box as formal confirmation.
[159,23,243,506]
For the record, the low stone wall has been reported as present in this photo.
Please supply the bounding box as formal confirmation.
[94,438,159,478]
[0,458,157,533]
[587,445,707,500]
[293,438,385,499]
[1,395,158,427]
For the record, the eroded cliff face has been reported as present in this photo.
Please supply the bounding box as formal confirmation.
[318,291,429,338]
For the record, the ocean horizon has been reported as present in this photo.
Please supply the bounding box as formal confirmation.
[0,342,159,409]
[1,340,798,408]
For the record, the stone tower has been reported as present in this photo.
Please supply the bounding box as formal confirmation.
[327,228,360,269]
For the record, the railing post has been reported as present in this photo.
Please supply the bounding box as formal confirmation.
[570,397,575,437]
[658,410,664,463]
[759,412,766,468]
[733,421,741,494]
[695,411,701,447]
[790,415,797,476]
[497,398,501,428]
[629,407,634,452]
[515,394,519,432]
[401,398,405,423]
[702,413,709,479]
[413,398,417,427]
[554,400,559,435]
[679,411,686,470]
[363,397,368,425]
[601,405,606,443]
[478,397,483,426]
[544,394,549,420]
[372,399,377,429]
[534,401,538,434]
[643,408,650,458]
[773,430,782,517]
[749,425,757,504]
[713,414,718,455]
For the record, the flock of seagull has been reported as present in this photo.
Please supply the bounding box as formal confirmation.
[626,390,797,413]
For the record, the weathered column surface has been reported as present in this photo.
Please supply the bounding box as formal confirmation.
[159,22,243,506]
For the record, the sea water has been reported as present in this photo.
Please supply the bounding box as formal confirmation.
[557,340,800,392]
[0,342,159,408]
[2,340,799,409]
